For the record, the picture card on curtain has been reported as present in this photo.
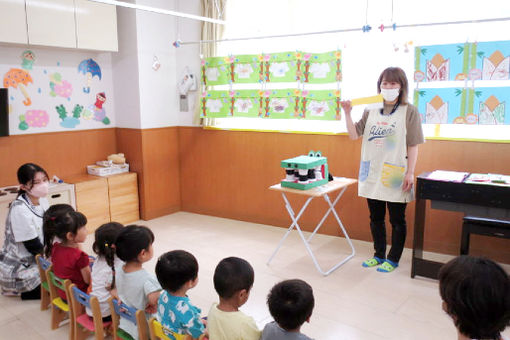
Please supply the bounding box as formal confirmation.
[233,55,259,83]
[300,90,341,120]
[202,57,230,85]
[475,41,510,80]
[415,43,471,82]
[201,90,229,118]
[303,51,341,84]
[414,87,510,125]
[265,52,298,83]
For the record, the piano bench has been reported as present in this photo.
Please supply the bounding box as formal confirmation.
[461,216,510,255]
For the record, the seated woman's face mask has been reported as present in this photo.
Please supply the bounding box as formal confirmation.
[29,181,49,198]
[380,88,400,102]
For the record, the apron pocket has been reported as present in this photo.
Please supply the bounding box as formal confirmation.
[380,162,405,188]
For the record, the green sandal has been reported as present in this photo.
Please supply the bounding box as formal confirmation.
[377,260,398,273]
[362,257,383,268]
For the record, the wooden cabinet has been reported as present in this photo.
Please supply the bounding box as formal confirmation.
[69,175,110,233]
[65,173,139,233]
[0,0,118,51]
[108,172,139,224]
[75,0,118,51]
[26,0,77,48]
[0,0,28,44]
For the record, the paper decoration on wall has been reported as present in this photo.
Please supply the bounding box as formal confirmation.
[83,92,110,125]
[3,68,33,106]
[21,50,36,70]
[78,58,102,93]
[18,110,49,130]
[201,51,342,85]
[201,89,342,120]
[415,41,510,82]
[414,87,509,125]
[56,104,83,128]
[49,72,73,99]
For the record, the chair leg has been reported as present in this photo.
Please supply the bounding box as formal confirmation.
[40,289,50,311]
[50,305,67,330]
[460,224,470,255]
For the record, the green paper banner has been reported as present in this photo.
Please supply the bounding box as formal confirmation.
[200,89,342,121]
[202,50,342,85]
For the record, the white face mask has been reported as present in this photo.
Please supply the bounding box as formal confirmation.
[29,181,49,198]
[380,88,400,102]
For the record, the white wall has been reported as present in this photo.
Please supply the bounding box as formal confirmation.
[175,0,202,127]
[112,4,142,129]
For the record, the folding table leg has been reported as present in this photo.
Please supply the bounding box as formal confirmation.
[267,193,314,265]
[307,187,347,242]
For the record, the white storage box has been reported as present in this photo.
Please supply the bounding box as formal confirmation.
[87,163,129,176]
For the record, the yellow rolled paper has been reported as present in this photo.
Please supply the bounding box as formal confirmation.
[351,94,383,106]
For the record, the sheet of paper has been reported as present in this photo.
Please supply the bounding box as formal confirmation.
[351,94,383,106]
[427,170,469,183]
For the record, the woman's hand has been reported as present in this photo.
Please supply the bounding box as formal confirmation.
[340,100,352,115]
[402,172,414,192]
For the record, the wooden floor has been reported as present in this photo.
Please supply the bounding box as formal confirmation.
[0,212,508,339]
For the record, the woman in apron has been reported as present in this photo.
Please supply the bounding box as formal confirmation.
[341,67,425,273]
[0,163,50,299]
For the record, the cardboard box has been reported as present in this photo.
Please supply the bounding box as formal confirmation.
[87,164,129,177]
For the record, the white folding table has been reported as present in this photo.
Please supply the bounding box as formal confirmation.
[267,177,357,276]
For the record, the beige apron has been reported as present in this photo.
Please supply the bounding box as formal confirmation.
[358,105,413,203]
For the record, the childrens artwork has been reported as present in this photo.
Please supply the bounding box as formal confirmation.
[233,55,259,83]
[201,50,342,85]
[3,68,33,106]
[414,87,510,124]
[303,51,341,84]
[201,90,230,118]
[49,72,72,99]
[229,90,259,117]
[201,57,229,86]
[21,50,36,70]
[83,92,110,124]
[265,52,298,83]
[78,58,101,93]
[476,41,510,80]
[18,110,49,130]
[56,104,83,128]
[415,43,471,81]
[415,41,510,82]
[300,90,341,120]
[261,89,297,118]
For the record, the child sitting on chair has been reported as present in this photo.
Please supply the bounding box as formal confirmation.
[439,255,510,340]
[207,257,260,340]
[155,250,206,339]
[114,225,162,340]
[262,279,314,340]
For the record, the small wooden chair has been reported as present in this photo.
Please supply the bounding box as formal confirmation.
[45,268,74,340]
[35,254,52,311]
[108,297,149,340]
[148,317,207,340]
[69,283,112,340]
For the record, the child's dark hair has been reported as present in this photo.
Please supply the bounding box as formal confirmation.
[43,204,87,258]
[156,250,198,292]
[93,222,124,289]
[17,163,49,196]
[213,257,254,299]
[439,256,510,340]
[114,225,154,263]
[267,279,314,331]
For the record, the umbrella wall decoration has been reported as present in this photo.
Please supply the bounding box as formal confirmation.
[78,58,102,93]
[4,68,33,106]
